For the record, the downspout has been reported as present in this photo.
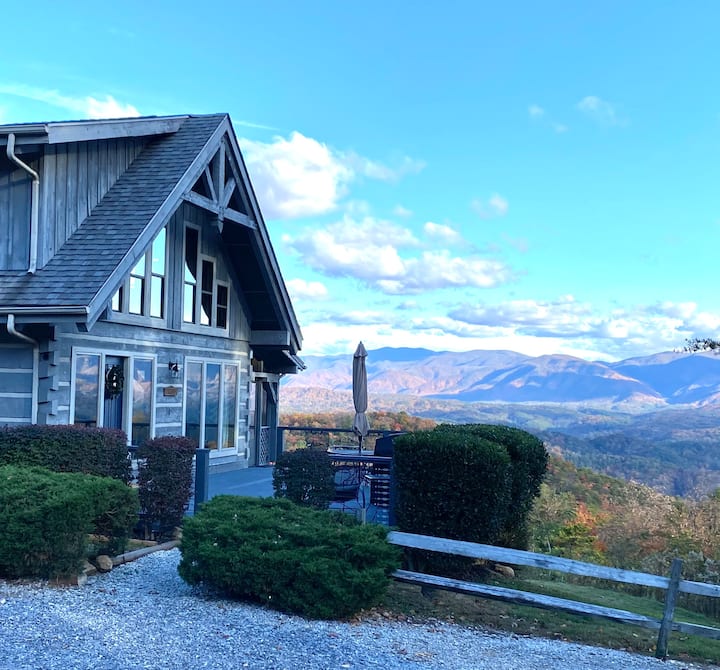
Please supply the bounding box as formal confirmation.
[6,314,39,424]
[7,133,39,274]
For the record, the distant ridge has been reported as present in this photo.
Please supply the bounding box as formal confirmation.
[283,347,720,408]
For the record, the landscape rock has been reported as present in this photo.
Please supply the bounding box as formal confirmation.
[495,564,515,578]
[95,555,113,572]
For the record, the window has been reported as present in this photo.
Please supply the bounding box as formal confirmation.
[112,227,166,319]
[184,361,239,451]
[129,256,145,315]
[132,358,153,445]
[183,227,199,324]
[73,354,100,427]
[183,225,229,330]
[71,351,155,445]
[222,365,238,449]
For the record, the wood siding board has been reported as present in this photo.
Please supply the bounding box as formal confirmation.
[87,140,99,215]
[54,147,67,255]
[39,148,55,265]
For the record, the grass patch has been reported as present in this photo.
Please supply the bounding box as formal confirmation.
[374,572,720,667]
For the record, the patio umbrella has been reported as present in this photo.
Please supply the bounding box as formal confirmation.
[352,341,370,453]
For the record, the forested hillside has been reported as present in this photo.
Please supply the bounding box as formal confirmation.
[280,410,720,610]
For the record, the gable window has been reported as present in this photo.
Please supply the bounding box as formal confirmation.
[183,225,229,330]
[112,227,166,319]
[184,360,239,451]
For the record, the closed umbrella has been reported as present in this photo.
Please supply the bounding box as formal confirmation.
[352,341,370,453]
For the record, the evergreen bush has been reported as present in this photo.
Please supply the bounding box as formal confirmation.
[178,496,401,619]
[0,424,130,482]
[0,465,138,578]
[272,447,335,508]
[137,435,196,538]
[393,428,513,574]
[434,424,548,549]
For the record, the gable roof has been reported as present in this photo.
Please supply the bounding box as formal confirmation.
[0,114,302,366]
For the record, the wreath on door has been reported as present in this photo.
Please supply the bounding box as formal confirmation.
[105,364,125,398]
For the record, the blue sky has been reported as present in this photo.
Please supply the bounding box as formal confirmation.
[2,1,720,361]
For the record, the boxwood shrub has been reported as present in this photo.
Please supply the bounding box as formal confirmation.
[0,465,139,578]
[393,428,512,576]
[137,436,197,538]
[0,424,130,482]
[393,424,547,573]
[438,424,548,549]
[272,447,335,509]
[178,496,401,619]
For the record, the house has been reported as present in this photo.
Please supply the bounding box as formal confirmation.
[0,113,302,469]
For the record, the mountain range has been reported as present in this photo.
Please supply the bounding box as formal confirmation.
[283,347,720,408]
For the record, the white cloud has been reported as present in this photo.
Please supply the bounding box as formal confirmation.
[554,123,568,134]
[287,278,329,300]
[528,104,544,118]
[240,132,424,220]
[84,95,140,119]
[393,204,413,218]
[376,252,512,294]
[241,132,353,219]
[472,193,509,219]
[0,84,140,119]
[343,152,425,181]
[284,216,512,294]
[576,95,625,126]
[423,221,462,245]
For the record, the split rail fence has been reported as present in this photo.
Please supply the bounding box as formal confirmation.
[387,531,720,659]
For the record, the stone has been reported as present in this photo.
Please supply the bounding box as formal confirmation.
[95,555,114,572]
[495,564,515,578]
[83,560,98,577]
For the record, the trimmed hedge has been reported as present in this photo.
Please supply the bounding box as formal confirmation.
[0,465,139,578]
[393,428,513,544]
[437,424,548,549]
[0,425,130,482]
[137,436,197,538]
[178,496,401,619]
[272,447,335,509]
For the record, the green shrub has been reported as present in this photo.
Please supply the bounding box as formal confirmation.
[0,465,139,578]
[394,428,513,542]
[0,425,130,482]
[272,447,335,508]
[434,424,548,549]
[137,436,196,538]
[178,496,401,619]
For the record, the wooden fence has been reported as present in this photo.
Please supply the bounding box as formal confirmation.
[387,530,720,659]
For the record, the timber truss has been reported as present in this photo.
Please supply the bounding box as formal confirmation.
[182,134,258,231]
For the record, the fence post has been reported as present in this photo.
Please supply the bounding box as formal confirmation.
[656,558,683,659]
[194,448,210,513]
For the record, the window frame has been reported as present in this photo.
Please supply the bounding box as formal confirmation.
[70,348,157,446]
[182,358,240,453]
[110,226,168,325]
[181,223,230,334]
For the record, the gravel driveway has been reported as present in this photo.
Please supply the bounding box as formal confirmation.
[0,549,716,670]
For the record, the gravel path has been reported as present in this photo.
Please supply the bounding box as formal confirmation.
[0,549,716,670]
